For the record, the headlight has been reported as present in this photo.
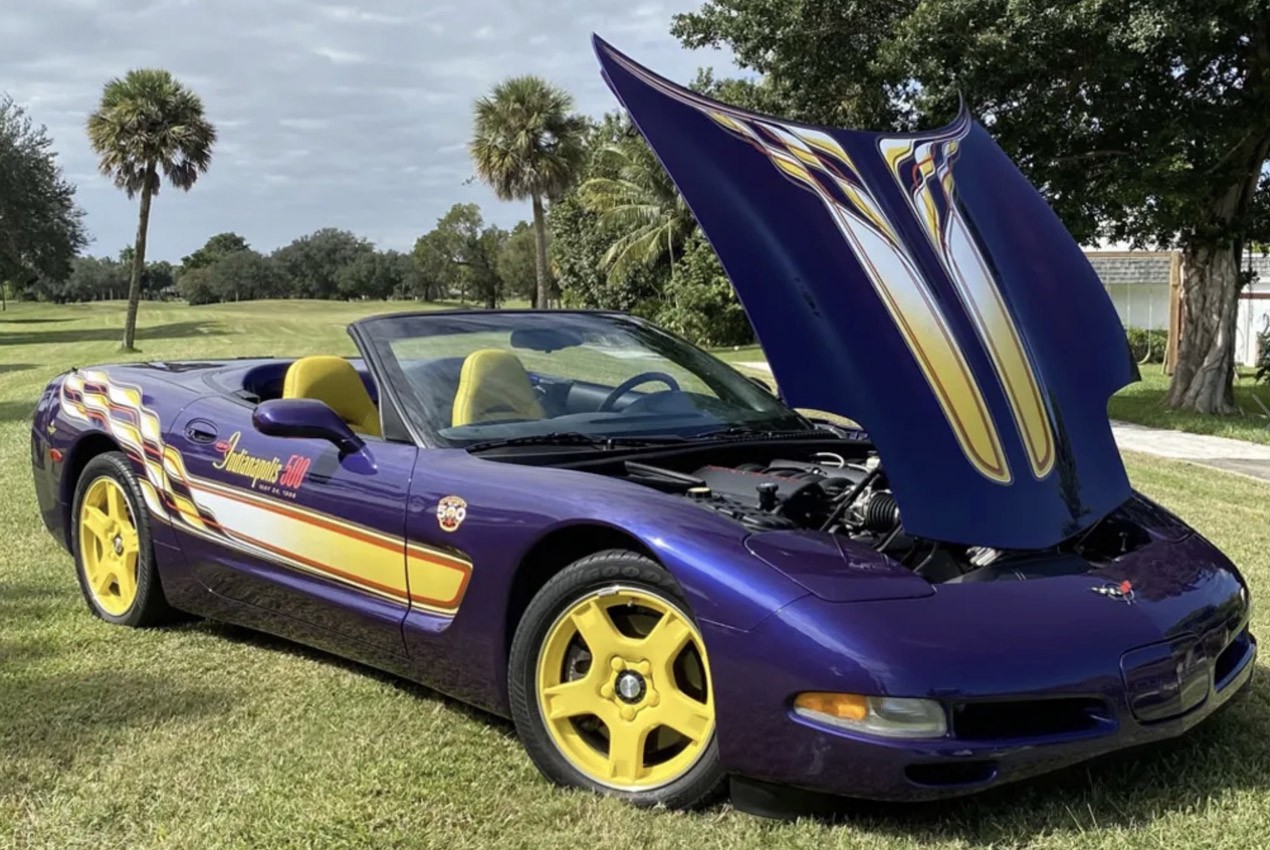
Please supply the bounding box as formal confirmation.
[793,692,947,739]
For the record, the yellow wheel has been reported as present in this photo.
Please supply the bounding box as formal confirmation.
[78,476,140,616]
[510,551,725,808]
[71,452,175,626]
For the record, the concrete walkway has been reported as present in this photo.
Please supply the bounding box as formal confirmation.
[734,361,1270,483]
[1110,421,1270,482]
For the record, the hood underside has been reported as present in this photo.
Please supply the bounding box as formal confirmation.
[594,37,1137,550]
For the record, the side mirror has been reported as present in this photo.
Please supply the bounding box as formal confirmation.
[252,398,364,455]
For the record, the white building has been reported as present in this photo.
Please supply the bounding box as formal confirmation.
[1084,250,1269,367]
[1084,251,1173,332]
[1237,255,1270,369]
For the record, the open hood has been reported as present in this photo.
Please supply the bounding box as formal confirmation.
[594,37,1137,549]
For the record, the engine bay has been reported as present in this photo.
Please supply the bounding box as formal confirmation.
[612,443,1152,585]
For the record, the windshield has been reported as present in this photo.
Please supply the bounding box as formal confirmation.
[356,311,808,447]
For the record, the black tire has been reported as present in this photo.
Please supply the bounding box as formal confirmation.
[509,549,726,809]
[70,451,177,627]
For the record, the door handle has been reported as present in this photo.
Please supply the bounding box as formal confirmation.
[185,419,219,443]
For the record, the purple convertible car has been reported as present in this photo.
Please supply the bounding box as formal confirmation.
[30,39,1255,812]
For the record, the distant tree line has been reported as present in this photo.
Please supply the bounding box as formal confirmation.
[26,209,544,309]
[0,94,87,310]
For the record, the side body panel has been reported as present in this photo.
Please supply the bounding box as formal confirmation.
[394,448,811,715]
[162,396,421,655]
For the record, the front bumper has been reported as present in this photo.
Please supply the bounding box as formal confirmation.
[706,539,1255,803]
[719,627,1254,803]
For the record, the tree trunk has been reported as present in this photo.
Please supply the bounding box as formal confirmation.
[122,162,156,351]
[531,192,550,309]
[1164,241,1242,413]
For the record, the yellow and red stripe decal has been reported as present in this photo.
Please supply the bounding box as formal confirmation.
[59,369,473,616]
[695,113,1012,483]
[186,476,471,614]
[880,135,1055,479]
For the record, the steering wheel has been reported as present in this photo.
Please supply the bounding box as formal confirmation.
[598,371,682,412]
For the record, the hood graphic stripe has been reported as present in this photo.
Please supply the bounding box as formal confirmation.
[881,133,1055,478]
[606,48,1011,483]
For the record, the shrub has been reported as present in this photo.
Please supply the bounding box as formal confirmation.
[1125,327,1168,364]
[1256,326,1270,384]
[656,235,754,348]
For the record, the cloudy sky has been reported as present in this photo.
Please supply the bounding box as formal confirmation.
[3,0,734,262]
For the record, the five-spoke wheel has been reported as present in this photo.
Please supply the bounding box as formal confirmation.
[510,550,725,808]
[78,475,141,615]
[71,451,174,626]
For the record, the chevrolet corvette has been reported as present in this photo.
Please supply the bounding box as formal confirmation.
[30,38,1255,813]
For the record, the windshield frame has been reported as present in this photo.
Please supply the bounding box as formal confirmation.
[349,309,808,449]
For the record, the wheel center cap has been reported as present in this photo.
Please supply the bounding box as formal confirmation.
[615,670,646,704]
[113,536,124,555]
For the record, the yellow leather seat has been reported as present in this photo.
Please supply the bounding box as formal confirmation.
[452,349,545,427]
[282,356,381,437]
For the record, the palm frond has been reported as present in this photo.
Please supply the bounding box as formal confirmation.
[469,75,587,202]
[86,68,216,198]
[580,142,696,284]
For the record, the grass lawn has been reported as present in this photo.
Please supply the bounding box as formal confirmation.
[3,301,1270,849]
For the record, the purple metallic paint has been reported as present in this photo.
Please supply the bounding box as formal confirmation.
[31,348,1256,804]
[746,531,934,603]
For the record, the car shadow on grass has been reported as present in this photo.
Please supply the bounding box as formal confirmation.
[0,667,235,772]
[0,319,227,347]
[773,669,1270,843]
[199,620,516,736]
[0,594,235,773]
[0,580,71,620]
[0,400,34,423]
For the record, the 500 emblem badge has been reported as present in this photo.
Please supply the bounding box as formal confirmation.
[437,496,467,532]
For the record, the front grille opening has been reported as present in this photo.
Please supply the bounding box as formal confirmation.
[1215,629,1252,689]
[905,761,997,787]
[952,697,1110,740]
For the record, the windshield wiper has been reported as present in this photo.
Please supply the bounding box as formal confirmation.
[693,425,826,441]
[465,432,686,452]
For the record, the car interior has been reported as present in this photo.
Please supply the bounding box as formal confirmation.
[213,350,666,441]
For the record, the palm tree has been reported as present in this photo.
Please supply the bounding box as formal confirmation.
[470,76,586,309]
[580,140,696,285]
[87,69,215,350]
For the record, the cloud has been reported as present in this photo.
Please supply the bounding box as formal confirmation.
[1,0,735,261]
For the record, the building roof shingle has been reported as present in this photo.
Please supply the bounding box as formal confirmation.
[1083,251,1270,287]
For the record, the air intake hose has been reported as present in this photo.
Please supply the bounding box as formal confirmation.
[861,491,901,532]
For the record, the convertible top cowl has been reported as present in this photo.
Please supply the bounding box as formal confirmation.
[594,36,1137,549]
